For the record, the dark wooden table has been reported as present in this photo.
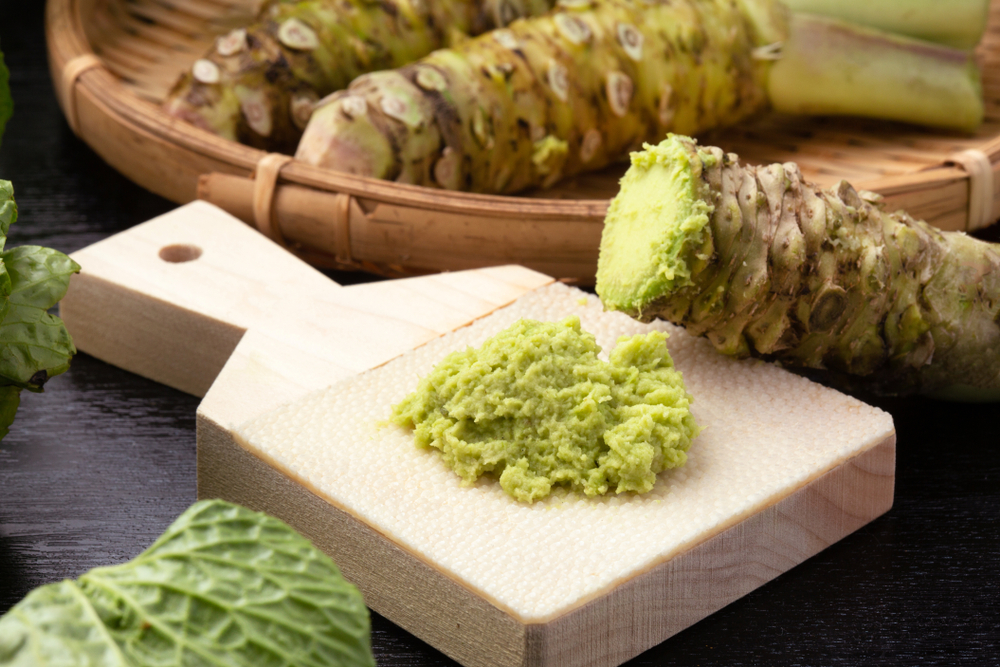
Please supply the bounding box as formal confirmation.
[2,3,999,665]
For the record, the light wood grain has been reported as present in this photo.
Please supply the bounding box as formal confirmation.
[45,0,1000,284]
[199,409,892,667]
[60,202,896,667]
[61,200,554,410]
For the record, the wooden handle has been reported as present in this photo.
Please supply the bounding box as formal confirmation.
[60,201,344,396]
[60,201,553,412]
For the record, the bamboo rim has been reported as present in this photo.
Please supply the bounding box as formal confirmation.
[46,0,1000,282]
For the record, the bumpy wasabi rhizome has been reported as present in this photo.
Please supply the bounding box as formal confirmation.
[597,134,1000,400]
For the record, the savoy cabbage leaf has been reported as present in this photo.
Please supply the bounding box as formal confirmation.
[0,579,130,667]
[0,500,376,667]
[0,43,80,439]
[0,182,79,438]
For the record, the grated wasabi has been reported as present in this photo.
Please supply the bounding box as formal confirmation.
[391,316,699,503]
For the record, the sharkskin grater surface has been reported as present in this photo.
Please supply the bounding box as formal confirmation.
[236,283,895,623]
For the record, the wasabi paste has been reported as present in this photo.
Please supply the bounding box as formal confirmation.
[391,316,699,503]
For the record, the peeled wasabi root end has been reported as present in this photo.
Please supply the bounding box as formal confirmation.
[596,135,1000,400]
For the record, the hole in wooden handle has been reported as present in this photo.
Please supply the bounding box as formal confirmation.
[159,244,203,263]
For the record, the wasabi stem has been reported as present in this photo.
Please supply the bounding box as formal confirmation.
[163,0,555,153]
[768,13,983,132]
[780,0,991,50]
[596,135,1000,400]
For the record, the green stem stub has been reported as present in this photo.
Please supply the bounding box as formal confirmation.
[781,0,990,49]
[768,13,984,132]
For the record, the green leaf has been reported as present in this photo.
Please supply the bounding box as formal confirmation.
[0,580,131,667]
[0,385,19,440]
[0,245,80,389]
[0,45,11,148]
[0,501,376,667]
[0,181,80,390]
[0,71,78,439]
[0,180,15,293]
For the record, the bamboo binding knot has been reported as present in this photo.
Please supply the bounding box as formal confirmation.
[252,153,294,248]
[61,54,103,136]
[947,149,996,232]
[333,191,355,267]
[251,155,357,265]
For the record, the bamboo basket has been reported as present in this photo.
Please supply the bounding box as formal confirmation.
[47,0,1000,282]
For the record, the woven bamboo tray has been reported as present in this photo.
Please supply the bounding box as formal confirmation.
[47,0,1000,282]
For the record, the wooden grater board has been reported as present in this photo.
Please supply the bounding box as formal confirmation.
[59,202,895,667]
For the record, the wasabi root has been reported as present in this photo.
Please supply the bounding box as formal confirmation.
[163,0,555,153]
[297,0,983,194]
[596,135,1000,400]
[297,0,779,192]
